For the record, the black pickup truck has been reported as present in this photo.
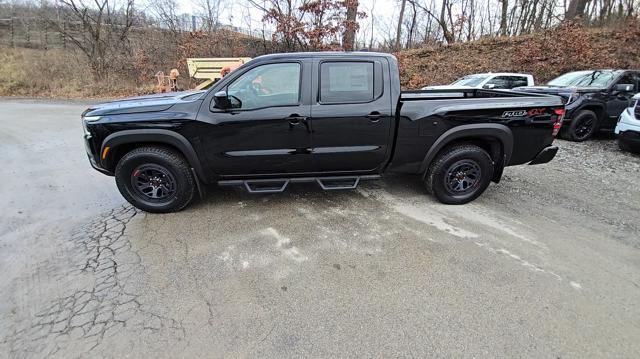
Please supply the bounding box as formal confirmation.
[82,52,564,212]
[516,69,639,141]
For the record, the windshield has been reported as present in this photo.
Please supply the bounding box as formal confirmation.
[547,70,622,88]
[450,75,488,87]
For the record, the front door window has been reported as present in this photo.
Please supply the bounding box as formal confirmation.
[227,63,301,110]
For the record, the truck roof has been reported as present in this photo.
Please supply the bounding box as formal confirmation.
[464,72,533,77]
[250,51,397,62]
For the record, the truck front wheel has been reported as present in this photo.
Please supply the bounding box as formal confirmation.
[115,146,196,213]
[425,145,494,205]
[565,110,598,142]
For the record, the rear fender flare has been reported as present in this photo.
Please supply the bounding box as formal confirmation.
[419,124,514,178]
[101,129,207,182]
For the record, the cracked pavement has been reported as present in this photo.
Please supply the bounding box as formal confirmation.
[1,100,640,358]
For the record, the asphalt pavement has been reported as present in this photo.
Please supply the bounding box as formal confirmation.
[1,99,640,358]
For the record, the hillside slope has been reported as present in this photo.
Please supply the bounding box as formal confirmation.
[397,21,640,89]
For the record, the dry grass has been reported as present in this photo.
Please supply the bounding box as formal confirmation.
[0,47,154,99]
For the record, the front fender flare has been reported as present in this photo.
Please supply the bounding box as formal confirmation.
[419,123,514,177]
[101,129,207,182]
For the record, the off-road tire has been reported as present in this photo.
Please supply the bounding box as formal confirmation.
[617,138,640,153]
[565,110,598,142]
[115,146,195,213]
[425,144,494,205]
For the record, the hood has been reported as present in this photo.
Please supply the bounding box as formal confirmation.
[421,85,474,90]
[82,90,207,117]
[514,85,603,97]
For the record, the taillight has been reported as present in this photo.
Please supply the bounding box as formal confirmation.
[552,108,565,136]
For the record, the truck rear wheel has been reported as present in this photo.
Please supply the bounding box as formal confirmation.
[425,145,494,205]
[115,146,195,213]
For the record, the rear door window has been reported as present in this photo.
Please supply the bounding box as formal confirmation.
[485,76,512,89]
[320,62,381,103]
[510,76,529,87]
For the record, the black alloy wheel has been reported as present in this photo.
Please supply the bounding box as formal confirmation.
[130,164,177,202]
[115,146,196,213]
[567,110,598,142]
[444,159,482,195]
[425,144,494,205]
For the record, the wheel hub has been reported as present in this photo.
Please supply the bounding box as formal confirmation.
[445,160,482,194]
[130,164,177,201]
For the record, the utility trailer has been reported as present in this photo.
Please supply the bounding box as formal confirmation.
[186,57,251,90]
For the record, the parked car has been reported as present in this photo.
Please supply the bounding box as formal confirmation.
[516,69,640,141]
[82,52,564,213]
[422,73,534,90]
[615,93,640,153]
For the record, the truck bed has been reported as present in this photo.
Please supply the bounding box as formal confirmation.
[388,88,564,174]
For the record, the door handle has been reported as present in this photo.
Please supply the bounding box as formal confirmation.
[366,112,382,122]
[285,114,307,125]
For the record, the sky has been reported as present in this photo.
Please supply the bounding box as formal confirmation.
[173,0,399,44]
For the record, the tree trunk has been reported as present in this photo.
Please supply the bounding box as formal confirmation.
[407,0,417,48]
[565,0,589,20]
[342,0,358,51]
[440,0,455,43]
[395,0,407,50]
[500,0,508,36]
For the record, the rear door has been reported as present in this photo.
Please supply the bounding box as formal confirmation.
[195,60,313,176]
[309,58,393,172]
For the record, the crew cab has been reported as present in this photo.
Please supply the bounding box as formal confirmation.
[516,69,640,141]
[82,52,564,213]
[422,73,534,90]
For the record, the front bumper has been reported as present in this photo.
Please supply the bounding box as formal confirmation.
[84,134,114,176]
[529,146,558,165]
[614,108,640,152]
[618,130,640,152]
[615,108,640,134]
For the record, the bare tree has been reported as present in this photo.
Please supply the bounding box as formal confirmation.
[395,0,406,50]
[342,0,358,50]
[52,0,136,80]
[195,0,226,31]
[148,0,183,36]
[500,0,509,35]
[565,0,589,20]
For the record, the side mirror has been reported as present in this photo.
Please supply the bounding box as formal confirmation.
[483,83,496,89]
[613,84,634,93]
[213,91,231,109]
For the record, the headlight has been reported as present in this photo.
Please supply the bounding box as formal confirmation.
[81,116,100,136]
[564,93,579,105]
[83,116,101,123]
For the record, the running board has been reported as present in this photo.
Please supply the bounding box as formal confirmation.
[218,175,380,193]
[316,176,359,190]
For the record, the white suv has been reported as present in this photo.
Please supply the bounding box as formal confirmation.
[615,93,640,153]
[422,73,535,90]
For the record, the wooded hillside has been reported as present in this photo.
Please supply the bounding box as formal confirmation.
[398,20,640,88]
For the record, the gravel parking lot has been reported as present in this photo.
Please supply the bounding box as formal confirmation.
[1,99,640,358]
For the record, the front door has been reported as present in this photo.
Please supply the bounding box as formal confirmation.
[309,59,393,173]
[195,61,313,176]
[605,72,638,128]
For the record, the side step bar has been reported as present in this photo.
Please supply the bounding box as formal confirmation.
[218,175,380,194]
